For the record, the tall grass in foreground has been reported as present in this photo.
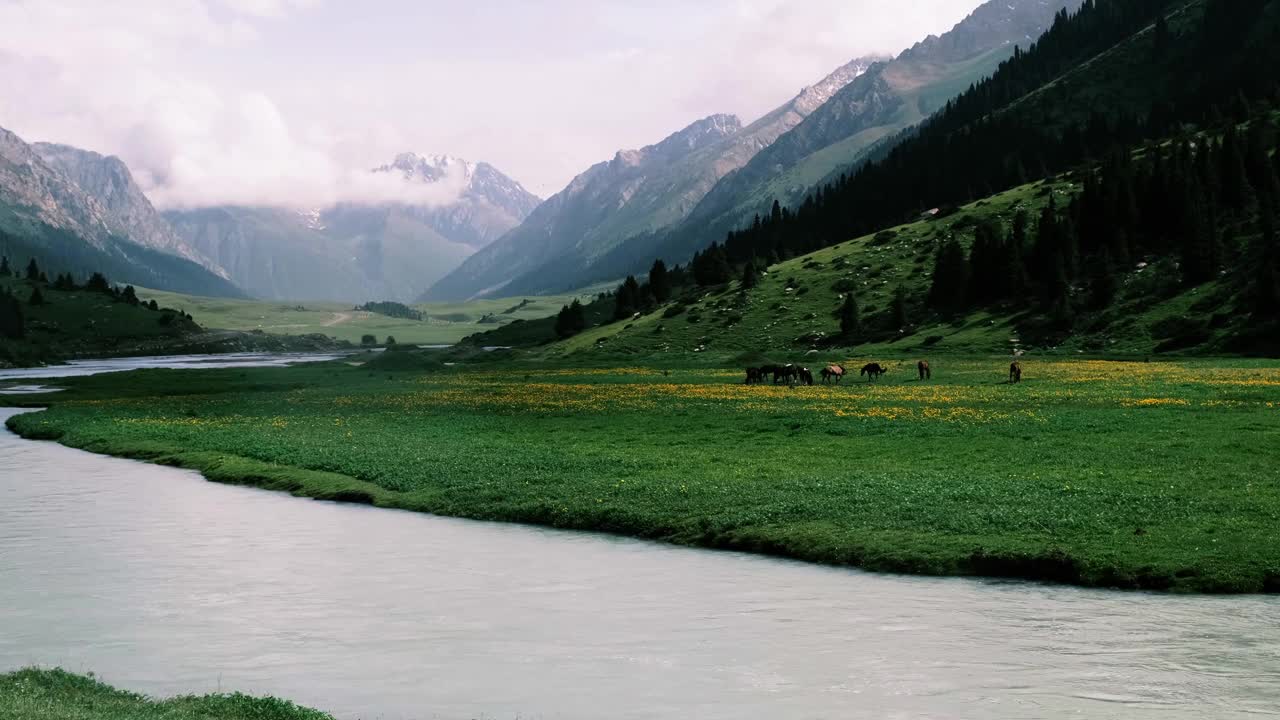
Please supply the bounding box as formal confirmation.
[0,668,333,720]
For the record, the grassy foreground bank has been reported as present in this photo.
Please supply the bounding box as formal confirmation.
[0,668,333,720]
[5,357,1279,593]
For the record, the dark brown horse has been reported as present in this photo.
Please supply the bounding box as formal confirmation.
[917,360,931,381]
[774,364,799,385]
[1009,361,1023,384]
[744,367,766,385]
[820,364,846,384]
[861,363,888,381]
[798,367,815,386]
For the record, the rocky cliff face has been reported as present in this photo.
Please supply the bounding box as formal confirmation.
[0,128,115,247]
[32,142,224,276]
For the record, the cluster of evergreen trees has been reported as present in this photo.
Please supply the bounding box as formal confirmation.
[920,110,1280,333]
[357,301,423,321]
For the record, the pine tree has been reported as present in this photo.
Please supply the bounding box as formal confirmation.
[741,260,759,289]
[25,259,39,282]
[86,273,110,293]
[648,260,671,303]
[614,275,641,319]
[0,289,24,340]
[1152,13,1171,60]
[839,293,861,339]
[1089,247,1118,310]
[1253,213,1280,320]
[122,285,140,306]
[692,243,732,286]
[928,239,969,314]
[555,300,587,338]
[1180,186,1220,285]
[890,286,909,331]
[1218,124,1255,211]
[0,256,10,277]
[28,286,45,306]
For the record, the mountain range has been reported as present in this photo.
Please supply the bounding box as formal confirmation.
[421,55,884,301]
[426,0,1081,300]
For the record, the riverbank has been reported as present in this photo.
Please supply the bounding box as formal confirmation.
[5,358,1279,593]
[0,668,333,720]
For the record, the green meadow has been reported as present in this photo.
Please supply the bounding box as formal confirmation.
[132,287,591,346]
[0,669,332,720]
[6,355,1278,593]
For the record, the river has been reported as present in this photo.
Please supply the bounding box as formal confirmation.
[1,358,1278,719]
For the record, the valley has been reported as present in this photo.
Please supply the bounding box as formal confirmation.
[2,0,1279,718]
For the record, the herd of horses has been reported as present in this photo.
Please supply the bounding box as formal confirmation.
[744,360,1024,385]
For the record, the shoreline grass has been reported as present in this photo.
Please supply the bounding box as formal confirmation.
[0,668,333,720]
[5,358,1279,594]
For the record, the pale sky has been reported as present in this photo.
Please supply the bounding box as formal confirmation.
[0,0,982,209]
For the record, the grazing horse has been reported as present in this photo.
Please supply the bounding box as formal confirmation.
[917,360,931,381]
[774,364,799,385]
[861,363,888,381]
[820,364,846,384]
[744,367,766,385]
[1009,361,1023,384]
[798,367,815,386]
[755,364,782,384]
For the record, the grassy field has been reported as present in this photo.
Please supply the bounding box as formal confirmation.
[5,355,1278,593]
[0,669,332,720]
[133,288,590,346]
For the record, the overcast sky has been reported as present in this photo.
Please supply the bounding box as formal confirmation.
[0,0,982,209]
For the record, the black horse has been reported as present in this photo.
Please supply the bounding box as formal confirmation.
[797,367,814,386]
[774,364,799,385]
[861,363,888,381]
[744,367,766,385]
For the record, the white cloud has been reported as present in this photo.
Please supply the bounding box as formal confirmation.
[0,0,984,207]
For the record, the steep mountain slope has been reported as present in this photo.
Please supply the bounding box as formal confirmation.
[579,0,1083,290]
[0,127,242,297]
[424,58,883,301]
[165,154,539,302]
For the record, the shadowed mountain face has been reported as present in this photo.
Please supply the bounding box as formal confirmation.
[0,127,241,297]
[422,56,885,302]
[163,154,541,302]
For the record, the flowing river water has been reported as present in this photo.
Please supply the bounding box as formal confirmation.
[1,355,1278,719]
